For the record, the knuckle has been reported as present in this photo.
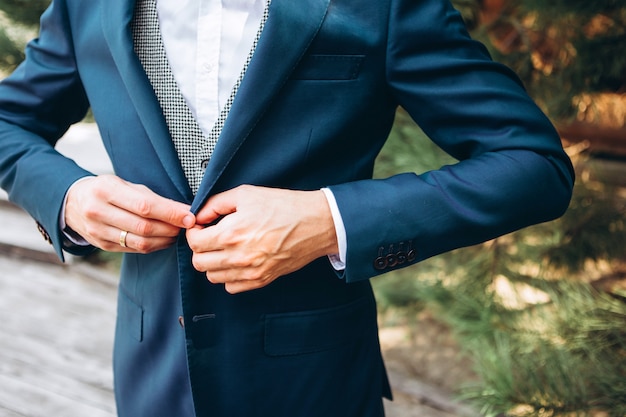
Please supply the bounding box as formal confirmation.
[89,186,105,201]
[239,268,262,282]
[134,199,153,217]
[134,219,153,236]
[231,254,253,269]
[83,224,99,239]
[218,228,236,244]
[241,251,267,269]
[100,241,118,252]
[191,256,204,272]
[187,236,201,252]
[82,203,100,220]
[165,207,181,225]
[133,238,152,253]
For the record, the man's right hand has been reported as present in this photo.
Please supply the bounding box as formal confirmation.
[64,175,195,253]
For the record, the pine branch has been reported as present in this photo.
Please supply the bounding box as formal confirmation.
[0,0,51,26]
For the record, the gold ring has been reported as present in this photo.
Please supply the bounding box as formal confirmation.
[119,230,128,248]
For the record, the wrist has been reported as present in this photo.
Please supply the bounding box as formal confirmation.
[320,188,346,267]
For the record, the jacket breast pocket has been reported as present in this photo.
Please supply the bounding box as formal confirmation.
[290,54,365,80]
[263,296,370,357]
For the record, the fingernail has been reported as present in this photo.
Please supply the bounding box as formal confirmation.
[183,214,195,228]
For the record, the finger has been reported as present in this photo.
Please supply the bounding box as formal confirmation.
[65,176,190,253]
[104,177,195,228]
[186,223,225,253]
[224,280,266,294]
[99,226,179,253]
[202,269,263,293]
[195,188,239,225]
[75,195,182,242]
[127,181,196,228]
[191,247,276,282]
[188,247,225,272]
[205,268,273,294]
[119,232,178,253]
[111,209,185,239]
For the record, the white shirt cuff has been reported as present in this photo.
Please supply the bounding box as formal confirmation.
[59,177,93,246]
[321,188,346,271]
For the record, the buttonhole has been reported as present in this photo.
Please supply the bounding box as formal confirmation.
[192,313,216,322]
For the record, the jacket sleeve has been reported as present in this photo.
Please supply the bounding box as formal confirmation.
[328,0,574,283]
[0,0,93,261]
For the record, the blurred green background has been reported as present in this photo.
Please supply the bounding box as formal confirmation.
[1,0,625,415]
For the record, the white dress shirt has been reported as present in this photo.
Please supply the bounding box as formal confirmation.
[64,0,347,269]
[157,0,264,135]
[159,0,346,269]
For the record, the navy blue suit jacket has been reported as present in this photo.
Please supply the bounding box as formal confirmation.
[0,0,573,416]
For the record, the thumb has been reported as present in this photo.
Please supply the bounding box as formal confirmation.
[196,189,239,225]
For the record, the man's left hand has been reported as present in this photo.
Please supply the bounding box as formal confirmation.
[186,185,339,294]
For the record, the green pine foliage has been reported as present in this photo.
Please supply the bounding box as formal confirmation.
[372,3,626,414]
[0,21,24,70]
[373,111,626,415]
[1,1,625,415]
[0,0,50,72]
[546,177,626,272]
[0,0,50,25]
[463,0,626,120]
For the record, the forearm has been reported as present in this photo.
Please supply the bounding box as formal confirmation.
[330,147,573,283]
[0,120,94,260]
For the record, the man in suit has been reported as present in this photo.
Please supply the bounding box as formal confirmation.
[0,0,574,415]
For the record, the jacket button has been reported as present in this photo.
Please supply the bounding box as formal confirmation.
[386,252,398,267]
[396,251,407,265]
[374,256,387,270]
[178,316,185,328]
[374,247,387,270]
[36,221,52,245]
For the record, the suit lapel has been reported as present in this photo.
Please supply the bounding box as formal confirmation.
[191,0,331,212]
[100,0,193,202]
[99,0,330,208]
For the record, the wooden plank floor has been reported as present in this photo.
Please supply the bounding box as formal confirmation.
[0,122,477,417]
[0,255,116,417]
[0,250,475,417]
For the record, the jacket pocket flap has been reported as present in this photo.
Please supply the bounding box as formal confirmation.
[264,296,367,356]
